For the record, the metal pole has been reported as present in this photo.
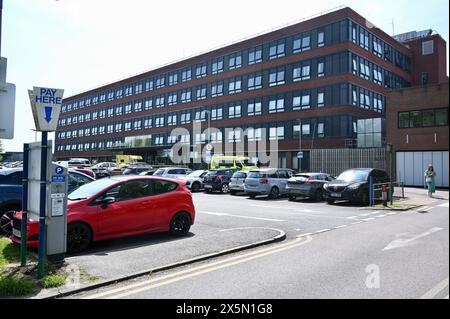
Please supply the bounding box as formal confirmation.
[298,119,302,172]
[0,0,3,56]
[20,143,29,266]
[37,131,48,279]
[369,176,373,206]
[389,143,394,205]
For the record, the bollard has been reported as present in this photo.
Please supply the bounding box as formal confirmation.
[382,184,388,207]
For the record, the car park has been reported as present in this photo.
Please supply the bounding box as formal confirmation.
[11,176,195,253]
[323,168,390,205]
[203,168,238,194]
[0,168,94,236]
[91,162,118,178]
[244,168,294,199]
[180,170,208,192]
[229,171,248,195]
[153,167,192,179]
[286,173,335,202]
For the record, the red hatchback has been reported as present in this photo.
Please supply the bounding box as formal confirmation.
[11,176,195,253]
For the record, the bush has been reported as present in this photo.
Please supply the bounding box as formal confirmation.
[41,275,66,288]
[0,276,34,297]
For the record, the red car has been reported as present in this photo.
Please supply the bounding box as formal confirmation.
[11,176,195,253]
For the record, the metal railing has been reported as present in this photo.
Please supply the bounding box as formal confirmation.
[369,178,405,206]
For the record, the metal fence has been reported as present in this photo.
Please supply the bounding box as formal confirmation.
[310,148,386,176]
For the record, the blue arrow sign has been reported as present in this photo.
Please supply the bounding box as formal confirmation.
[297,151,304,159]
[44,106,52,123]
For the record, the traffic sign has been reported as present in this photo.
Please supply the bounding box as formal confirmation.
[29,86,64,132]
[297,151,304,159]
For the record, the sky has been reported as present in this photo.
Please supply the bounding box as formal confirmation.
[1,0,449,152]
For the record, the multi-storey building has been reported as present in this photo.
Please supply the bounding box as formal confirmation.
[55,7,431,170]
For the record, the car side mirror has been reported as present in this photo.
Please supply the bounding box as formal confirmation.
[99,196,116,207]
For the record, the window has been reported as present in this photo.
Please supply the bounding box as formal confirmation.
[180,112,191,124]
[248,46,262,64]
[399,108,448,128]
[195,110,206,122]
[124,121,132,131]
[269,41,285,59]
[145,79,153,91]
[373,37,383,57]
[247,73,262,90]
[359,90,371,109]
[247,127,262,142]
[269,69,285,86]
[181,89,192,103]
[135,83,143,94]
[373,67,383,85]
[359,28,369,50]
[106,125,112,134]
[360,60,370,80]
[168,72,178,85]
[247,101,262,116]
[211,107,223,120]
[317,122,325,137]
[196,63,207,78]
[436,109,448,126]
[125,103,132,114]
[134,101,142,112]
[228,53,242,70]
[317,92,325,107]
[115,106,123,116]
[181,68,192,82]
[212,59,224,74]
[124,86,132,97]
[155,116,165,127]
[269,98,284,113]
[168,92,178,105]
[167,114,177,126]
[156,76,165,89]
[292,93,310,110]
[317,31,325,47]
[269,126,284,140]
[144,118,152,129]
[115,88,123,99]
[115,123,122,132]
[293,34,311,53]
[373,95,384,113]
[228,78,242,94]
[210,131,223,143]
[211,82,224,97]
[144,98,153,110]
[92,127,98,135]
[317,60,325,77]
[228,104,241,118]
[196,86,207,100]
[228,130,241,143]
[422,40,434,55]
[155,95,165,108]
[293,63,310,81]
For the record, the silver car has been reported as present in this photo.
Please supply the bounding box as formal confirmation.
[229,171,248,195]
[244,168,294,199]
[180,170,208,192]
[152,167,193,179]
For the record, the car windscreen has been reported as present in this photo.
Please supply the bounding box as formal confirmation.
[68,178,118,200]
[153,169,165,176]
[189,170,205,177]
[206,170,219,176]
[337,170,369,182]
[233,172,247,178]
[247,171,267,178]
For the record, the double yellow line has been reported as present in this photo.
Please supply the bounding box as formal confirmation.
[83,235,313,299]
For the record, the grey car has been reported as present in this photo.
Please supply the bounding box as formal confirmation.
[229,171,248,195]
[244,168,294,199]
[286,173,335,202]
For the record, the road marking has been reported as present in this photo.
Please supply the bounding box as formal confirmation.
[250,204,318,213]
[199,211,284,222]
[315,228,331,233]
[420,278,449,299]
[386,212,397,215]
[370,211,381,215]
[334,225,347,229]
[297,233,313,237]
[346,216,358,219]
[351,221,363,225]
[438,202,449,208]
[375,214,387,218]
[359,213,371,217]
[383,227,444,251]
[362,218,375,221]
[84,236,313,299]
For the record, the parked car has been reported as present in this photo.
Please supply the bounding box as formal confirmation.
[153,167,192,179]
[91,162,118,178]
[286,173,335,202]
[71,167,96,179]
[68,158,91,168]
[229,171,249,195]
[179,170,208,192]
[323,168,390,205]
[138,169,157,176]
[123,166,154,175]
[11,176,195,253]
[0,168,94,236]
[244,168,294,199]
[203,169,238,193]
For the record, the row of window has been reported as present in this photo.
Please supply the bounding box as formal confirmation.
[56,115,360,152]
[56,84,385,140]
[61,18,410,113]
[398,108,448,129]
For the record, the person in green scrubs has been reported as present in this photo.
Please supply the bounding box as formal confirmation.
[424,165,436,197]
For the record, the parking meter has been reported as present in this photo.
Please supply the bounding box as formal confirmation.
[47,163,68,263]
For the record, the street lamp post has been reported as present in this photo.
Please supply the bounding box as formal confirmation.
[297,119,302,172]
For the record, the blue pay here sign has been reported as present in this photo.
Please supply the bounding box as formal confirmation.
[29,87,64,132]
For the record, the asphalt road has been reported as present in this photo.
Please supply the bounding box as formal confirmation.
[70,192,449,299]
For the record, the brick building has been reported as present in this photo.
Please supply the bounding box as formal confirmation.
[53,7,445,171]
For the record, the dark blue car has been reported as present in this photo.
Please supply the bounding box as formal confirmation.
[0,168,94,235]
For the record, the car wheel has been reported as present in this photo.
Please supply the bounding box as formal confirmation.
[0,208,18,236]
[67,223,92,254]
[288,196,296,201]
[315,190,324,202]
[191,182,201,192]
[361,190,369,206]
[269,187,279,199]
[170,212,191,236]
[327,199,335,205]
[221,184,230,194]
[230,190,237,196]
[249,194,256,199]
